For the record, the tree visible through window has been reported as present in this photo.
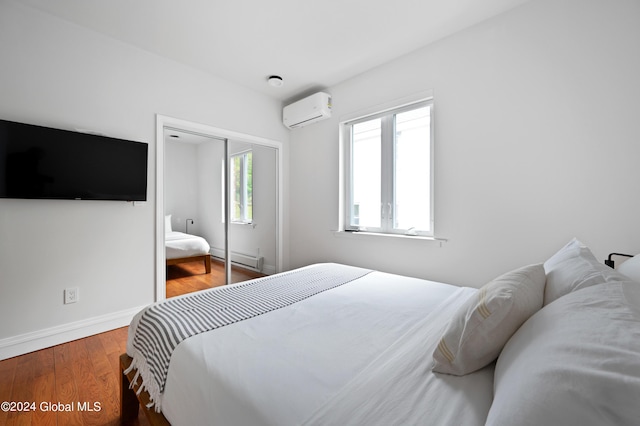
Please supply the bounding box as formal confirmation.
[230,150,252,223]
[345,100,433,236]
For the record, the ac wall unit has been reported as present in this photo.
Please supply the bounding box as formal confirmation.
[283,92,332,129]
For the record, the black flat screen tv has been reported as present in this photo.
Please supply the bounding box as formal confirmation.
[0,119,148,201]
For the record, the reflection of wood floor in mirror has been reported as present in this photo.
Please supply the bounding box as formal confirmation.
[166,258,266,298]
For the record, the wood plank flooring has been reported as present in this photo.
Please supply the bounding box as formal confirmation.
[166,258,265,298]
[0,260,265,425]
[0,327,148,426]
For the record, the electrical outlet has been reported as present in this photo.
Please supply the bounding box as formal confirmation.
[64,287,79,304]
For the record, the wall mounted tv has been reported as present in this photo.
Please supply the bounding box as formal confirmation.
[0,119,148,201]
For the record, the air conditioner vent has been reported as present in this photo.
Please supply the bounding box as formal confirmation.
[283,92,332,129]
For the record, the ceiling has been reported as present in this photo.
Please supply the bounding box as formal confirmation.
[20,0,530,102]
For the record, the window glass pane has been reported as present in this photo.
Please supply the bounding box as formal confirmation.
[351,118,381,228]
[230,155,241,222]
[245,152,253,222]
[394,106,431,231]
[229,151,253,223]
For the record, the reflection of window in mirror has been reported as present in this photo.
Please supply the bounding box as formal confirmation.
[224,150,253,224]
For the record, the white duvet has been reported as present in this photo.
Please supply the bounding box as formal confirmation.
[143,266,494,426]
[165,231,210,260]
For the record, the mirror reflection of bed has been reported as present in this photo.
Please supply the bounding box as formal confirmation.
[165,219,211,273]
[165,216,264,297]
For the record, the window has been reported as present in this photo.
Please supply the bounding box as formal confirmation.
[344,99,433,236]
[229,150,253,223]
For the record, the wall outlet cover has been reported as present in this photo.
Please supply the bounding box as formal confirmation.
[64,288,79,304]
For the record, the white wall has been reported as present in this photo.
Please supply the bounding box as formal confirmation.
[0,0,289,358]
[289,0,640,287]
[165,140,199,233]
[197,141,225,250]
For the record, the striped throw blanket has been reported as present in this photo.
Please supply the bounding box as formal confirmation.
[126,263,372,411]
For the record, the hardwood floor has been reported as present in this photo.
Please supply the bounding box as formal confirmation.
[0,260,265,425]
[0,327,148,426]
[166,258,265,298]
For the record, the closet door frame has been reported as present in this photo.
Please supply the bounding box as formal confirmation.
[155,114,283,302]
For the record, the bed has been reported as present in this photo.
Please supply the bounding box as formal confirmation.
[122,238,640,425]
[165,215,211,273]
[165,231,211,273]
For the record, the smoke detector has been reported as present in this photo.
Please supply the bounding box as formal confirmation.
[267,75,284,87]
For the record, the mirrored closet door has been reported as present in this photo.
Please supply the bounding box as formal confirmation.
[157,116,281,300]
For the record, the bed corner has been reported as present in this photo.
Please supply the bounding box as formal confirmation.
[120,353,171,426]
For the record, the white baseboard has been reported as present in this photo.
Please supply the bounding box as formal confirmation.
[0,305,146,361]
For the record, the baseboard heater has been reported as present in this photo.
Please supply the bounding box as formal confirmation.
[210,248,264,272]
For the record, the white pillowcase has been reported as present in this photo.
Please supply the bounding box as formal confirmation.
[165,214,172,233]
[543,238,629,306]
[432,264,545,376]
[487,281,640,426]
[618,254,640,283]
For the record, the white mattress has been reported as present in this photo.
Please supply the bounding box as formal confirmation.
[165,231,210,259]
[134,265,494,425]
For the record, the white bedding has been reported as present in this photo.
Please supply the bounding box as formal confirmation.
[487,281,640,425]
[165,231,210,260]
[129,241,640,425]
[133,265,494,426]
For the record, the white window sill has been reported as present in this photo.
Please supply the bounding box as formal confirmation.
[225,222,256,228]
[332,231,447,246]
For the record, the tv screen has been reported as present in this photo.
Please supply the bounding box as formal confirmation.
[0,119,148,201]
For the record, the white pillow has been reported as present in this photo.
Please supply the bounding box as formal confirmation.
[618,254,640,283]
[543,238,629,306]
[165,214,172,233]
[432,264,545,376]
[487,281,640,426]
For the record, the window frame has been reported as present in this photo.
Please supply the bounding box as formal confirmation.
[342,97,435,237]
